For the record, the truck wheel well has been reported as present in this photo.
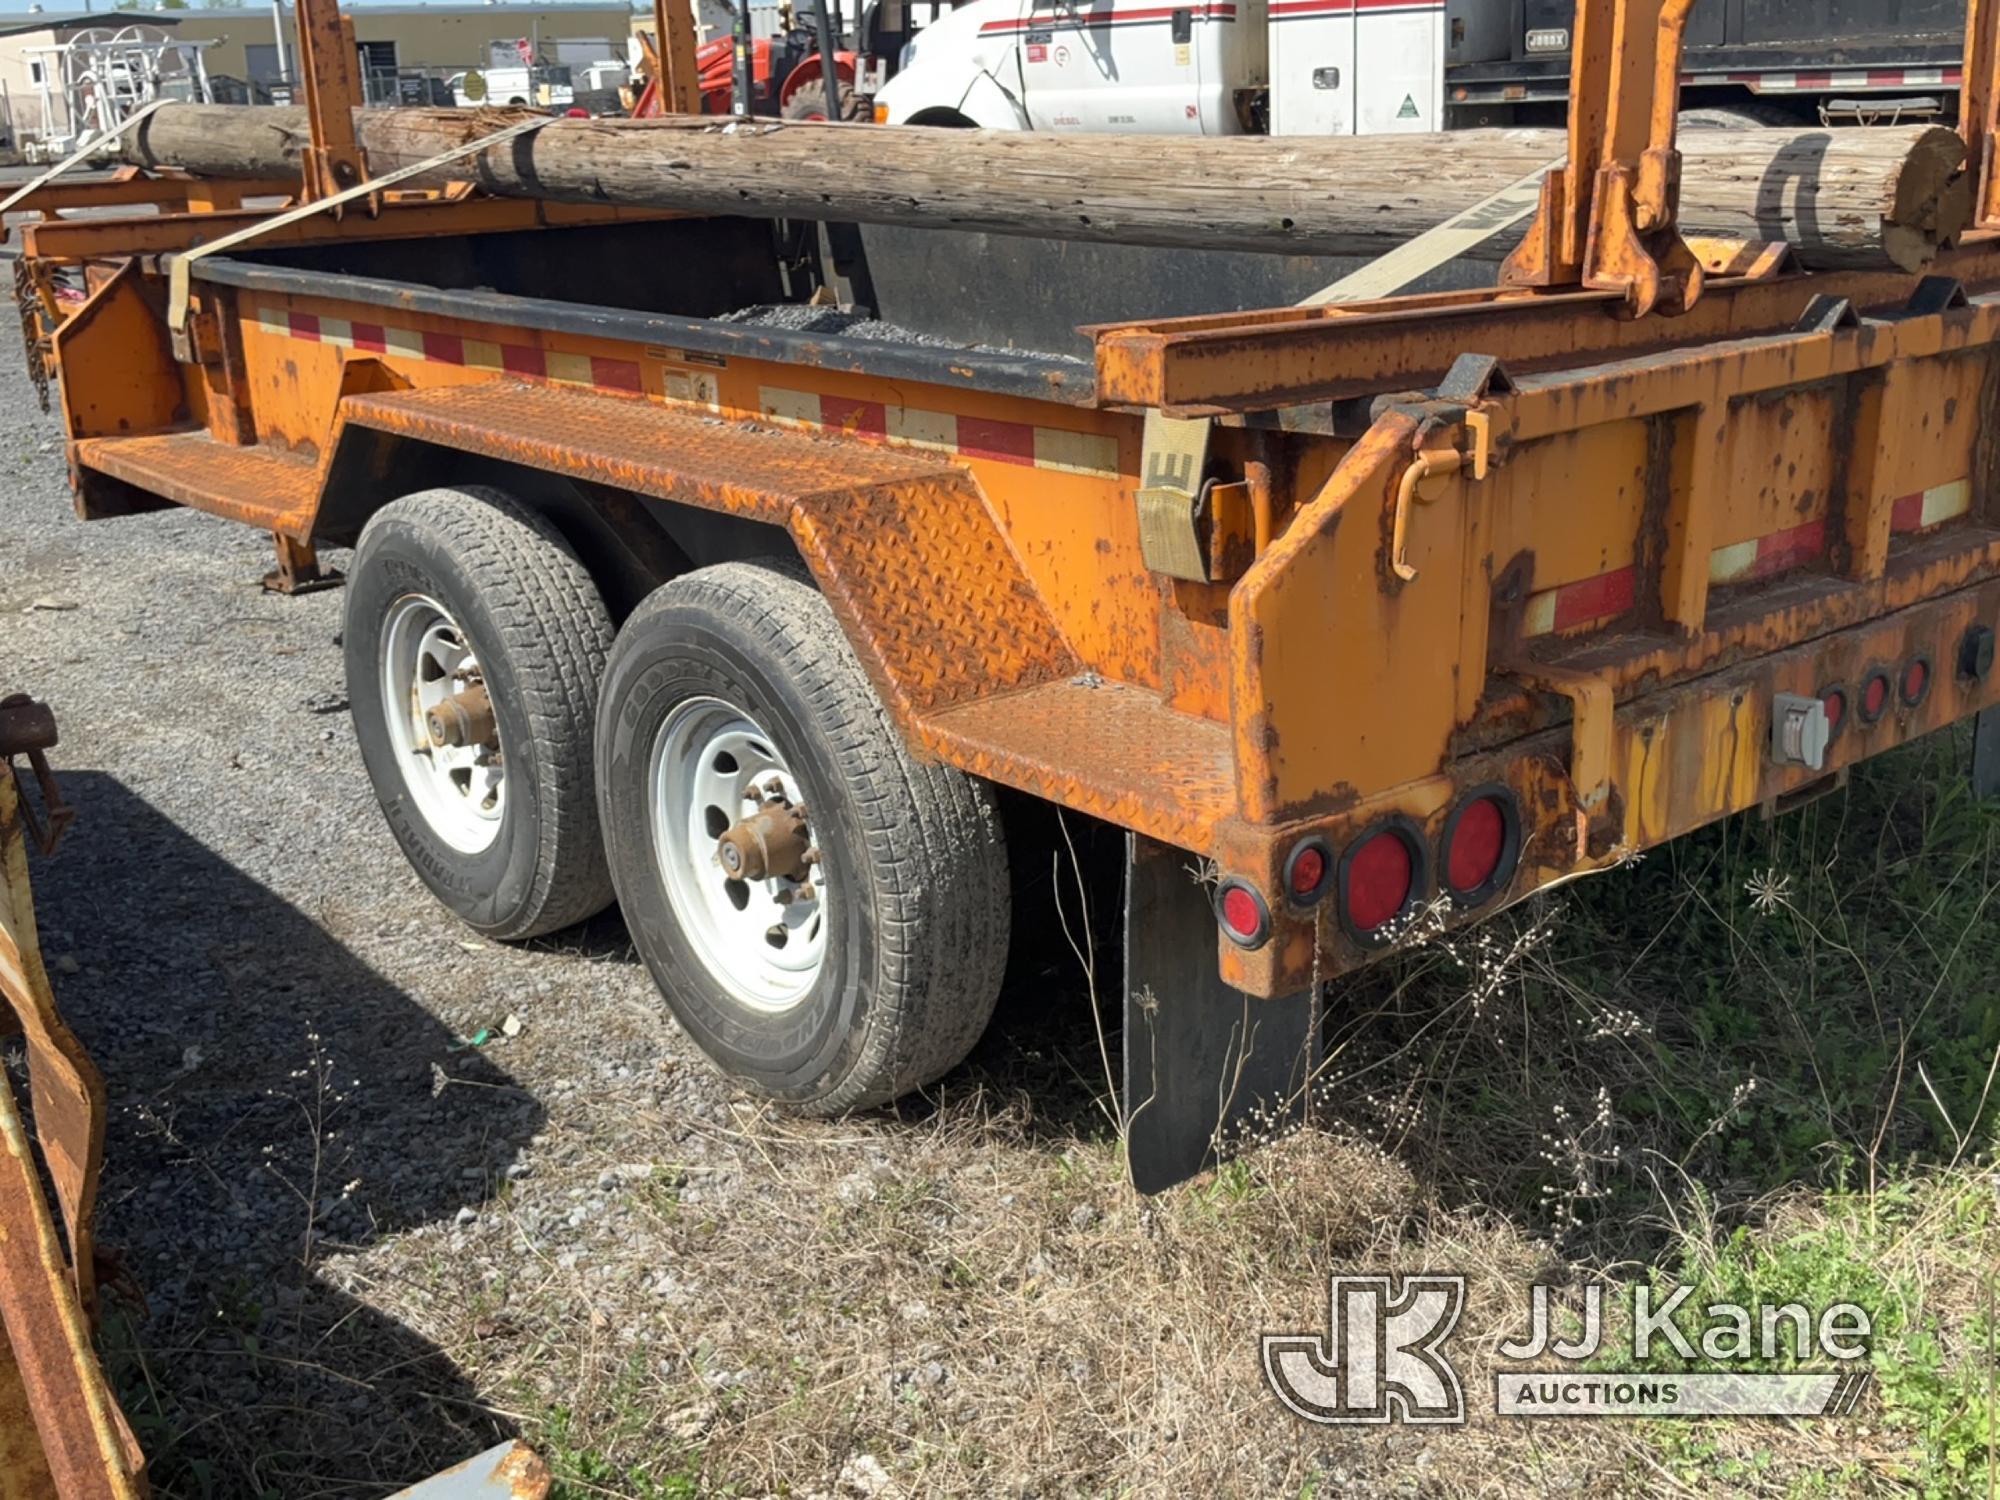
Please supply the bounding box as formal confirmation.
[316,440,800,623]
[904,107,976,129]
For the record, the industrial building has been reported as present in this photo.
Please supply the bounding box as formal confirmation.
[0,3,637,145]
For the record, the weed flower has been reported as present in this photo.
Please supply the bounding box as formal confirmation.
[1745,867,1793,915]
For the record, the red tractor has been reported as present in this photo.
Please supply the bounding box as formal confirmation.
[632,0,954,122]
[695,20,862,121]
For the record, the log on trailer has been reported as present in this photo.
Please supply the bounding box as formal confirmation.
[121,106,1972,273]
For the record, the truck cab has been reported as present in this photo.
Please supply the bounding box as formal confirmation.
[873,0,1445,134]
[877,0,1266,132]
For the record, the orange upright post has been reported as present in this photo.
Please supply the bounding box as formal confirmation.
[293,0,368,201]
[1500,0,1704,316]
[651,0,704,115]
[1962,0,2000,227]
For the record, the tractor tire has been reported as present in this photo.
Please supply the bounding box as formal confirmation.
[782,80,863,122]
[595,558,1011,1115]
[346,486,616,940]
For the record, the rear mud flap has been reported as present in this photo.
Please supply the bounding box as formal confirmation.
[1122,834,1319,1194]
[1974,705,2000,800]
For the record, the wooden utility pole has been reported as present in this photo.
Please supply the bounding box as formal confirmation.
[123,107,1974,273]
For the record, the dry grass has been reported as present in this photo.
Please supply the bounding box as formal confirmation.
[82,726,2000,1500]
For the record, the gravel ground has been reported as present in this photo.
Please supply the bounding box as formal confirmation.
[0,353,746,1490]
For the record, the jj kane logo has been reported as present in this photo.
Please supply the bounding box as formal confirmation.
[1263,1276,1873,1425]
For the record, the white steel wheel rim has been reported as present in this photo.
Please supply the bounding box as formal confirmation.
[651,696,828,1014]
[380,594,506,854]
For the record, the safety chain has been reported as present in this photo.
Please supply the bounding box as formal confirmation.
[13,258,49,415]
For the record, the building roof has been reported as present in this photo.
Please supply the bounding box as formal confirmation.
[0,10,182,36]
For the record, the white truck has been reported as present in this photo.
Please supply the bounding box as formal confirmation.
[445,65,577,109]
[873,0,1966,135]
[872,0,1449,135]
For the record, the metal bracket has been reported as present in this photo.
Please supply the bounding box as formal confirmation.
[1906,275,1972,316]
[262,533,344,596]
[1794,294,1862,334]
[0,696,72,857]
[1504,662,1615,811]
[1497,0,1705,317]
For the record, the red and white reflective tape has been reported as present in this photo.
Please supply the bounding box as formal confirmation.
[1890,478,1971,534]
[1686,66,1961,93]
[758,386,1122,478]
[1708,517,1826,587]
[1521,565,1636,637]
[1521,483,1972,637]
[252,305,644,394]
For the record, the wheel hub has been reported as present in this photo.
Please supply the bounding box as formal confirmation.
[379,594,507,854]
[716,795,813,882]
[426,682,496,749]
[651,697,829,1012]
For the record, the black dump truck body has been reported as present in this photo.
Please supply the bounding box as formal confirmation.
[1448,0,1965,122]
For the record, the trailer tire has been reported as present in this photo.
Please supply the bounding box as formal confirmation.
[346,486,616,940]
[596,558,1010,1115]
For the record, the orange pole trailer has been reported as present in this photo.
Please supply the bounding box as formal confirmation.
[10,1,2000,1190]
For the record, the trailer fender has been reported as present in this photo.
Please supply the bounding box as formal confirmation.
[317,383,1079,731]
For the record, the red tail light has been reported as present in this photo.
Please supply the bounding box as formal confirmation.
[1860,668,1891,722]
[1442,788,1520,906]
[1284,837,1332,906]
[1214,879,1271,949]
[1819,684,1847,738]
[1338,821,1425,943]
[1899,654,1931,706]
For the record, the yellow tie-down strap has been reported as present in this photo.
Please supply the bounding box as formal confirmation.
[166,113,554,337]
[0,98,173,223]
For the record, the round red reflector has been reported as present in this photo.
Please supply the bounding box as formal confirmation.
[1289,845,1327,898]
[1446,797,1507,895]
[1862,673,1889,719]
[1220,885,1263,939]
[1821,689,1846,732]
[1901,657,1929,705]
[1345,831,1414,932]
